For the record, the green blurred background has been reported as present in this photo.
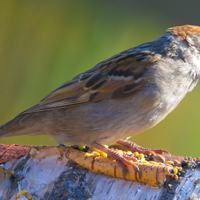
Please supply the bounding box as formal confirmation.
[0,0,200,156]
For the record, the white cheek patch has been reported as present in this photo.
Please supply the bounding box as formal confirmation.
[190,55,200,78]
[180,38,200,78]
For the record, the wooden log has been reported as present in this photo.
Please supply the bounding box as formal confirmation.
[0,144,199,200]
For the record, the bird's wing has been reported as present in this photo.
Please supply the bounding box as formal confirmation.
[18,49,161,116]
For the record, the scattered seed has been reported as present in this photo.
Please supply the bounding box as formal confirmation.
[26,194,32,200]
[134,152,139,157]
[9,170,15,176]
[100,151,107,158]
[21,190,28,196]
[94,152,100,157]
[173,168,178,175]
[139,153,144,159]
[153,154,165,163]
[16,193,20,198]
[126,151,132,155]
[78,145,85,151]
[165,161,174,165]
[172,159,181,166]
[174,175,179,180]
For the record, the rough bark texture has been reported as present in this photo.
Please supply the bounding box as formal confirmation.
[0,144,200,200]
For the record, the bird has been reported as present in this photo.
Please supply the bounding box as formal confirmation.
[1,25,200,177]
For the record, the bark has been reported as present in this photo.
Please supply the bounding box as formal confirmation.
[0,144,200,200]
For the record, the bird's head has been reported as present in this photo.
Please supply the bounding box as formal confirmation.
[166,25,200,53]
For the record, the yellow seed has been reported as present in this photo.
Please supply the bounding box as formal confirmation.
[16,193,20,198]
[78,145,85,151]
[126,151,132,155]
[174,174,178,180]
[177,167,182,171]
[85,152,95,157]
[21,190,28,196]
[16,190,28,198]
[26,194,32,200]
[94,152,100,157]
[153,154,165,163]
[103,145,108,148]
[172,159,181,166]
[9,170,15,176]
[140,158,145,162]
[134,152,139,157]
[117,150,123,155]
[173,168,178,175]
[142,159,148,163]
[100,151,107,158]
[114,149,119,152]
[139,153,144,159]
[165,161,174,165]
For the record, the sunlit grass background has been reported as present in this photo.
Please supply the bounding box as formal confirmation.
[1,0,200,156]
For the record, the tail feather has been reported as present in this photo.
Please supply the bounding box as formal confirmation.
[0,112,46,138]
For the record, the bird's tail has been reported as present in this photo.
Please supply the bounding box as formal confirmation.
[0,113,46,138]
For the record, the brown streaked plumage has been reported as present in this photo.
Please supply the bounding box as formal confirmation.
[17,51,158,115]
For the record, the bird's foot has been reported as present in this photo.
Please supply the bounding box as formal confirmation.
[110,139,170,156]
[91,141,141,180]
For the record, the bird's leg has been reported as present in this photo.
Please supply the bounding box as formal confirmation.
[91,141,141,180]
[114,139,170,155]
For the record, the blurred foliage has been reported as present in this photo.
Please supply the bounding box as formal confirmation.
[1,0,200,156]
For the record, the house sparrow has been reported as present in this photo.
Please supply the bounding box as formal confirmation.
[1,25,200,177]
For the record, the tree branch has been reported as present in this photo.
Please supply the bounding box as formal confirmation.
[0,144,199,200]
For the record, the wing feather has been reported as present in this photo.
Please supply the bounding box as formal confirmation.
[18,48,161,116]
